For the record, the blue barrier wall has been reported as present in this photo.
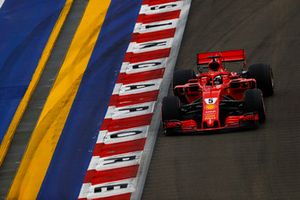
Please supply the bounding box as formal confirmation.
[0,0,65,143]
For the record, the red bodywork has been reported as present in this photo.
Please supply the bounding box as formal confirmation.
[164,49,260,133]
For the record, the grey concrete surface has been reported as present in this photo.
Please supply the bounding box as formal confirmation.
[142,0,300,199]
[0,1,87,199]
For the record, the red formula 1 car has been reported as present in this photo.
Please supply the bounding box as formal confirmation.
[162,49,274,135]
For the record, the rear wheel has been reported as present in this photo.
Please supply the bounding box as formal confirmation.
[173,69,196,88]
[162,96,181,136]
[244,89,265,123]
[248,63,274,96]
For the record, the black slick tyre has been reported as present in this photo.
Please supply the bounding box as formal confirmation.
[248,63,274,96]
[173,69,196,89]
[162,96,181,136]
[244,89,266,123]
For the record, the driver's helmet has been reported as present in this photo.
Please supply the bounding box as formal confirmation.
[208,60,220,71]
[214,75,223,85]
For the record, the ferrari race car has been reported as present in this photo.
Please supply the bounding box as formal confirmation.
[162,49,274,135]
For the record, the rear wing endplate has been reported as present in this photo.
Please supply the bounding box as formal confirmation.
[197,49,246,65]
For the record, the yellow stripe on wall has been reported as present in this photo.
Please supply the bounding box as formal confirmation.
[0,0,73,166]
[7,0,111,199]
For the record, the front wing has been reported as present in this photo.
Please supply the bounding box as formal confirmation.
[164,113,259,134]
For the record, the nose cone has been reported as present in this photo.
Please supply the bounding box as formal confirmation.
[207,119,215,127]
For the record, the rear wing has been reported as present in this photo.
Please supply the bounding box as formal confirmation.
[197,49,246,65]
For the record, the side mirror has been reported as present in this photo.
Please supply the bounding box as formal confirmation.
[241,70,249,78]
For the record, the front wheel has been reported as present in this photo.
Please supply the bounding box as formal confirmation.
[244,89,265,123]
[162,96,181,136]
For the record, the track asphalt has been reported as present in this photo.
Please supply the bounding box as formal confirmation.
[143,0,300,199]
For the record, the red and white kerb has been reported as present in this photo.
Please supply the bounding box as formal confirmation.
[79,0,185,199]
